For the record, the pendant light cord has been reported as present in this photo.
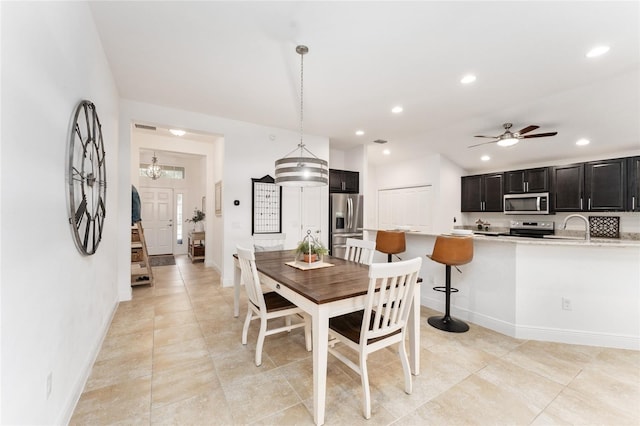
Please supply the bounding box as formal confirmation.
[299,47,305,155]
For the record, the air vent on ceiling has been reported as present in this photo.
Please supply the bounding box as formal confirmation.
[373,139,388,144]
[134,123,157,131]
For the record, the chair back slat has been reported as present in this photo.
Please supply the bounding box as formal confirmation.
[253,233,286,252]
[361,258,422,342]
[344,238,376,265]
[236,246,266,311]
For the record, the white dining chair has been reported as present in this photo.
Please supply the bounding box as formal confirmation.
[343,238,376,265]
[236,245,311,366]
[328,257,423,419]
[252,233,286,252]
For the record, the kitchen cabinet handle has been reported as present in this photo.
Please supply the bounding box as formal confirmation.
[588,198,591,210]
[633,196,636,210]
[580,198,583,210]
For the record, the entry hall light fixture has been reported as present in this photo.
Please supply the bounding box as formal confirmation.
[146,152,163,180]
[274,45,328,187]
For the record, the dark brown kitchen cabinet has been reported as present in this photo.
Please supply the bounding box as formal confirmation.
[552,163,584,211]
[585,158,626,211]
[504,167,549,194]
[627,156,640,212]
[461,173,503,212]
[553,159,626,212]
[329,169,359,193]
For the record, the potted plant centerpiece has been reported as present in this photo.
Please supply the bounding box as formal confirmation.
[295,231,328,263]
[186,207,205,231]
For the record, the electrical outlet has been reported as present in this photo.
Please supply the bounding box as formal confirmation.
[46,372,52,399]
[562,297,572,311]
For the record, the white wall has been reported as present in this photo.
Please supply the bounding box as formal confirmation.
[367,152,465,235]
[1,2,120,424]
[118,100,330,293]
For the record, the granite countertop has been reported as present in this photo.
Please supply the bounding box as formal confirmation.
[469,233,640,247]
[366,228,640,247]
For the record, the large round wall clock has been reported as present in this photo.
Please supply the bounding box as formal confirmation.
[67,100,107,255]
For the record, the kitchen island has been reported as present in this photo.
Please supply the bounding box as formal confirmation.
[366,230,640,350]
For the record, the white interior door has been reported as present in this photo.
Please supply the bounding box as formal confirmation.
[140,187,174,255]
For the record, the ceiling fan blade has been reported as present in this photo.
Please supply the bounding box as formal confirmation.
[474,135,501,139]
[468,140,498,148]
[522,132,558,139]
[517,125,539,135]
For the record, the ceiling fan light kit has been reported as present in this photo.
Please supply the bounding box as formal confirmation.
[469,122,558,149]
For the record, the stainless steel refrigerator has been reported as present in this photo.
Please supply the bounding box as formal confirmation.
[329,194,363,258]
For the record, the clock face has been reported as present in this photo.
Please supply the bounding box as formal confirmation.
[67,100,106,255]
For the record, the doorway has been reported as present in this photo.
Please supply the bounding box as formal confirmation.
[140,187,174,255]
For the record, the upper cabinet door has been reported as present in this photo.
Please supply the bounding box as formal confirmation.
[585,158,626,211]
[628,156,640,212]
[553,163,584,211]
[483,173,504,212]
[504,170,526,193]
[525,168,549,193]
[461,175,483,212]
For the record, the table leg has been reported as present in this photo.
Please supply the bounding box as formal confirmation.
[233,261,241,317]
[409,284,421,375]
[312,307,329,425]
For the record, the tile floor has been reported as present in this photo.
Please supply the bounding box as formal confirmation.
[71,256,640,425]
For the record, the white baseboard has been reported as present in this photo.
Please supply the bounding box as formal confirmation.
[420,295,639,351]
[59,297,120,425]
[515,325,640,351]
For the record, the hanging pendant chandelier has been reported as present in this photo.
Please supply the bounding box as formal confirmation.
[274,45,328,187]
[146,153,163,180]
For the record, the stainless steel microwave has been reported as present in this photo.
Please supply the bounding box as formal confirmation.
[504,192,550,214]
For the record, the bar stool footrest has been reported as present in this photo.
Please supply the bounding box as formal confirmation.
[432,286,459,293]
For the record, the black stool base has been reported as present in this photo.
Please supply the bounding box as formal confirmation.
[428,315,469,333]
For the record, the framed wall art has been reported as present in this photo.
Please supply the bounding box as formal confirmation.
[251,175,282,234]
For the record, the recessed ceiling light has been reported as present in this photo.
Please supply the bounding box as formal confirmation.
[460,74,477,84]
[169,129,186,136]
[576,138,590,146]
[383,149,391,155]
[391,106,403,114]
[355,130,365,136]
[481,155,490,161]
[586,45,610,58]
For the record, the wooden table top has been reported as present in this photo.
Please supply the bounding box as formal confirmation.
[251,250,371,305]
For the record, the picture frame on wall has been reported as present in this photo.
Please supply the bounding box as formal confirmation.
[215,181,222,216]
[251,175,282,234]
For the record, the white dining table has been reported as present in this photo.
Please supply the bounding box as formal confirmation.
[233,250,421,425]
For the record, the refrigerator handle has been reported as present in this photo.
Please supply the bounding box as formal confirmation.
[349,198,354,229]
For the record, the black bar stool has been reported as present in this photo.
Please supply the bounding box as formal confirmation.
[427,235,474,333]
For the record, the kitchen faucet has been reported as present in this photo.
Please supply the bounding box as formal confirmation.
[562,214,590,241]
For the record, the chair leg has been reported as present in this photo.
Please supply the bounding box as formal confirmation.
[360,353,371,419]
[255,316,267,366]
[285,315,292,331]
[399,340,412,395]
[241,307,252,345]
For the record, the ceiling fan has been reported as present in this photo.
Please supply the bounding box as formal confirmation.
[468,123,558,148]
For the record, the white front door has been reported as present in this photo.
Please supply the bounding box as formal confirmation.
[140,187,174,255]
